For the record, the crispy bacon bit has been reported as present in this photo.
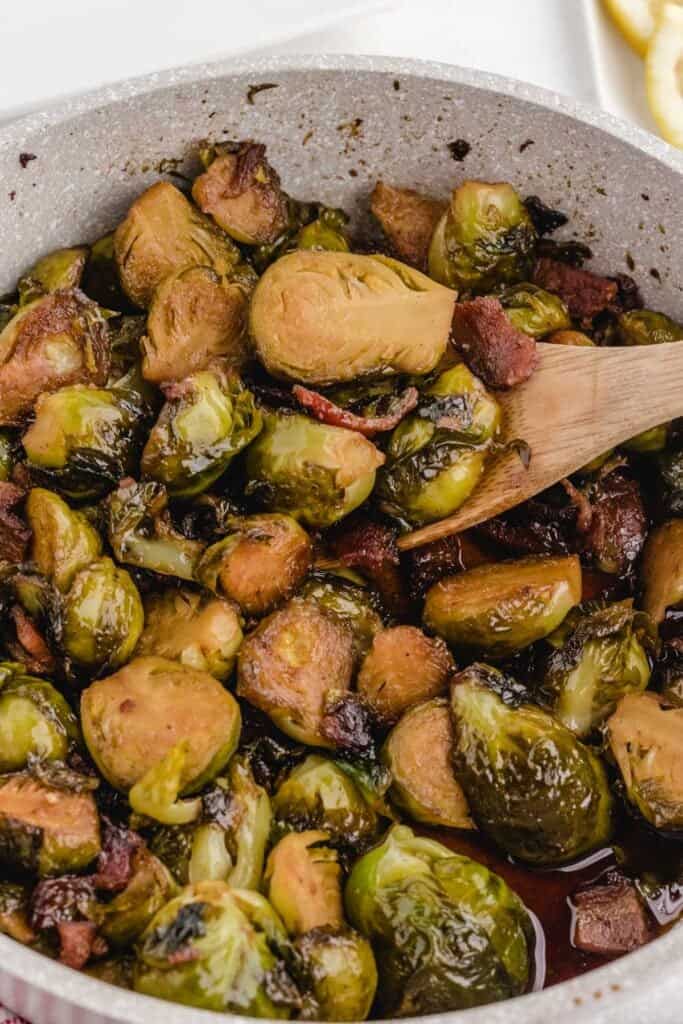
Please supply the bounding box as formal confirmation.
[320,693,375,757]
[370,181,446,269]
[30,876,96,932]
[560,478,593,534]
[584,470,647,577]
[57,920,107,970]
[92,818,143,892]
[609,273,643,314]
[330,518,408,617]
[0,481,30,563]
[8,606,56,675]
[572,875,652,956]
[450,297,539,389]
[404,532,489,599]
[532,257,618,323]
[292,385,419,438]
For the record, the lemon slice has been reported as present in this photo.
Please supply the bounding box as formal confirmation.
[646,3,683,146]
[602,0,665,55]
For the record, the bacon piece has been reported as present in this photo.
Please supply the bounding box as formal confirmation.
[532,257,618,323]
[584,470,647,577]
[330,518,408,617]
[293,385,418,438]
[560,478,593,534]
[92,818,143,892]
[404,532,489,600]
[450,297,538,389]
[8,606,56,675]
[0,481,30,563]
[370,181,446,269]
[56,921,107,970]
[572,875,652,956]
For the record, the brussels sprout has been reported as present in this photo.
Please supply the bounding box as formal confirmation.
[616,309,683,346]
[133,881,294,1016]
[244,411,384,529]
[25,489,102,592]
[272,755,378,846]
[345,825,532,1015]
[498,282,571,338]
[424,554,582,657]
[148,826,195,886]
[370,180,445,269]
[451,665,614,864]
[293,925,377,1022]
[657,449,683,517]
[22,381,148,499]
[96,847,177,946]
[539,600,656,737]
[623,424,669,454]
[17,247,89,306]
[135,589,242,681]
[250,251,455,386]
[377,364,501,526]
[113,182,240,308]
[0,432,14,482]
[607,691,683,830]
[428,180,537,293]
[0,664,79,772]
[142,266,253,384]
[383,699,473,829]
[192,141,290,246]
[106,479,205,580]
[81,656,241,794]
[80,233,134,312]
[299,572,383,662]
[265,830,344,935]
[129,742,204,827]
[642,519,683,624]
[548,329,595,346]
[0,773,100,876]
[357,626,454,723]
[141,370,262,497]
[236,599,354,747]
[61,557,143,673]
[196,513,312,616]
[0,290,109,426]
[297,208,350,252]
[0,882,34,944]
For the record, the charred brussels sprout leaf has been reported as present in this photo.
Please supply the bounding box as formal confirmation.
[357,627,454,724]
[497,283,571,338]
[25,488,102,592]
[265,830,344,935]
[62,557,144,673]
[616,309,683,346]
[18,247,89,306]
[451,665,613,864]
[244,412,384,529]
[0,664,79,772]
[345,825,532,1015]
[428,180,537,293]
[129,741,203,826]
[641,519,683,624]
[96,847,177,946]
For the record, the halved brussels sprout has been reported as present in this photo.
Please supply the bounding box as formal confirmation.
[196,513,312,616]
[25,488,102,592]
[113,182,240,308]
[616,309,683,346]
[377,364,501,526]
[62,557,144,673]
[383,699,473,829]
[370,180,445,269]
[299,572,383,662]
[607,691,683,830]
[142,266,253,383]
[0,664,79,772]
[81,656,241,793]
[297,208,350,253]
[18,247,89,306]
[272,755,378,847]
[192,141,290,245]
[451,665,613,864]
[135,589,242,681]
[424,554,582,657]
[293,925,378,1023]
[428,180,537,293]
[539,600,656,737]
[498,283,571,338]
[265,830,344,935]
[357,626,454,723]
[133,881,294,1016]
[96,847,177,946]
[0,773,100,876]
[0,290,109,425]
[237,599,354,747]
[244,411,384,529]
[141,370,262,497]
[0,882,34,944]
[345,825,532,1015]
[250,251,455,386]
[641,519,683,624]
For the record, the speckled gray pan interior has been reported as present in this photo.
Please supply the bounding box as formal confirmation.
[0,53,682,1024]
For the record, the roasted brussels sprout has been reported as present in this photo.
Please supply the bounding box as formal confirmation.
[616,309,683,346]
[0,290,109,425]
[539,600,655,737]
[133,882,294,1015]
[0,881,34,943]
[548,329,594,346]
[451,665,613,864]
[272,755,378,846]
[250,251,455,386]
[428,180,537,293]
[377,364,501,526]
[0,773,100,876]
[196,513,312,616]
[641,519,683,624]
[0,664,79,772]
[424,554,582,657]
[192,141,290,245]
[18,247,89,306]
[237,599,354,747]
[81,656,241,794]
[266,830,344,934]
[622,424,669,454]
[383,699,473,829]
[293,926,378,1022]
[135,589,243,681]
[297,208,350,253]
[113,182,240,308]
[61,557,144,673]
[345,825,532,1015]
[498,282,571,338]
[244,412,384,529]
[106,479,205,580]
[370,180,445,269]
[25,488,102,592]
[142,266,253,383]
[357,626,454,723]
[0,432,14,482]
[80,233,134,312]
[141,370,262,497]
[96,847,177,946]
[299,573,383,662]
[198,758,271,890]
[607,691,683,830]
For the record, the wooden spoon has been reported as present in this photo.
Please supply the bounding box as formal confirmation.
[399,341,683,551]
